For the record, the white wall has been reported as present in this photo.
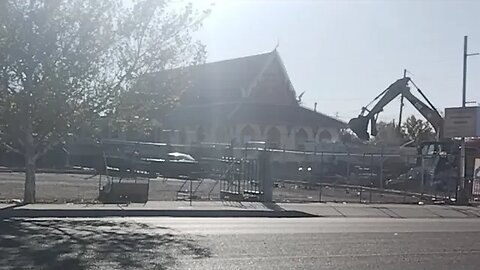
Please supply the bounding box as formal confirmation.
[174,123,340,150]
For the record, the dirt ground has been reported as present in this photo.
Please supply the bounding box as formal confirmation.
[0,172,420,204]
[0,172,208,202]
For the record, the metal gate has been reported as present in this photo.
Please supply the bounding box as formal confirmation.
[219,151,272,202]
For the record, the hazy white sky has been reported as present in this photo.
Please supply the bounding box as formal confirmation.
[192,0,480,123]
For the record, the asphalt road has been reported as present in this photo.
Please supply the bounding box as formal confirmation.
[160,217,480,270]
[2,217,479,270]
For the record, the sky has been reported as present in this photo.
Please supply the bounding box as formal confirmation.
[189,0,480,123]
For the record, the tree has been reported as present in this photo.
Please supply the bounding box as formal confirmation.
[0,0,208,203]
[402,115,435,145]
[109,67,199,141]
[371,121,406,146]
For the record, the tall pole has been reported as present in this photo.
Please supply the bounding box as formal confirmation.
[463,36,468,107]
[459,36,469,204]
[397,69,406,133]
[458,36,479,204]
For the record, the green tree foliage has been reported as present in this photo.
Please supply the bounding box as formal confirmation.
[0,0,208,202]
[109,67,199,141]
[371,121,406,146]
[370,116,436,146]
[402,115,435,145]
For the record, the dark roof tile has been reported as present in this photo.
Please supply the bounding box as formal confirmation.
[166,102,346,129]
[146,52,276,104]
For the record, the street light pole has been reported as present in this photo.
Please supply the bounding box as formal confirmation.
[459,36,468,204]
[462,36,468,108]
[459,36,479,204]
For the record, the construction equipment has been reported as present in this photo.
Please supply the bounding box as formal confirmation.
[348,77,443,140]
[348,77,480,196]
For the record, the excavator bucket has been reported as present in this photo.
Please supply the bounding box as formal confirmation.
[348,116,370,141]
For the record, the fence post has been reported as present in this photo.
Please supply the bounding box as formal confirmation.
[370,153,374,187]
[189,178,193,206]
[259,150,273,202]
[362,153,366,186]
[403,155,409,203]
[455,172,459,202]
[238,160,243,195]
[380,146,384,189]
[421,152,425,199]
[346,150,350,183]
[321,152,324,180]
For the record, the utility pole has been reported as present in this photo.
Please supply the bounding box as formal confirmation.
[459,36,479,204]
[463,36,470,107]
[397,69,407,133]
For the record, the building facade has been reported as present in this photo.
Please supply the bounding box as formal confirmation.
[156,50,345,150]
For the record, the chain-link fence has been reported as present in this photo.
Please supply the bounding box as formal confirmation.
[0,141,475,204]
[266,147,460,204]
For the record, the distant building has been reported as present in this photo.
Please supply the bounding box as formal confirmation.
[152,49,345,150]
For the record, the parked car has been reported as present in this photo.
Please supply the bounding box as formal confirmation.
[143,152,200,179]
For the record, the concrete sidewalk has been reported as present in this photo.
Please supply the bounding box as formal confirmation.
[0,201,314,218]
[279,203,480,218]
[1,201,479,218]
[0,204,15,210]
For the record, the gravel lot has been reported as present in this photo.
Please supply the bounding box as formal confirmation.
[0,172,210,202]
[0,172,422,204]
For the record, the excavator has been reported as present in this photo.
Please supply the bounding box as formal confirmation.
[348,77,480,195]
[348,77,443,141]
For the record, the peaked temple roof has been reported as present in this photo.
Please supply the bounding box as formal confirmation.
[144,50,297,105]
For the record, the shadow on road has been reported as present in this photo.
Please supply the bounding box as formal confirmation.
[262,202,285,212]
[0,219,211,270]
[221,201,286,211]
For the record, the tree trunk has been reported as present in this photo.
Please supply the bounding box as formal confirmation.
[23,128,36,203]
[21,53,37,204]
[24,151,36,203]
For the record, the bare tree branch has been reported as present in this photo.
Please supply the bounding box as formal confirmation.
[0,141,23,155]
[33,140,60,161]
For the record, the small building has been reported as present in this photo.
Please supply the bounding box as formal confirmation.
[156,50,346,150]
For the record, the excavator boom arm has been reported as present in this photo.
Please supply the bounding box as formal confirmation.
[363,77,411,119]
[348,77,443,140]
[401,90,443,137]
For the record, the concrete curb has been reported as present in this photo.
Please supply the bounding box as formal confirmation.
[0,209,318,218]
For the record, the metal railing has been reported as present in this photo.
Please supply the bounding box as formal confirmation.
[1,141,475,204]
[275,180,456,204]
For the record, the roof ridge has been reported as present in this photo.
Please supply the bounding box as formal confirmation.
[299,106,347,125]
[146,50,275,75]
[177,102,241,108]
[201,51,274,66]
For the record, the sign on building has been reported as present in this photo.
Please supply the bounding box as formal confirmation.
[443,106,480,138]
[473,158,480,196]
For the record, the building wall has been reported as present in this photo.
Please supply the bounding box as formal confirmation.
[247,56,297,106]
[177,123,339,150]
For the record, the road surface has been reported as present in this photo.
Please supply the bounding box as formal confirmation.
[1,217,479,269]
[167,217,480,269]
